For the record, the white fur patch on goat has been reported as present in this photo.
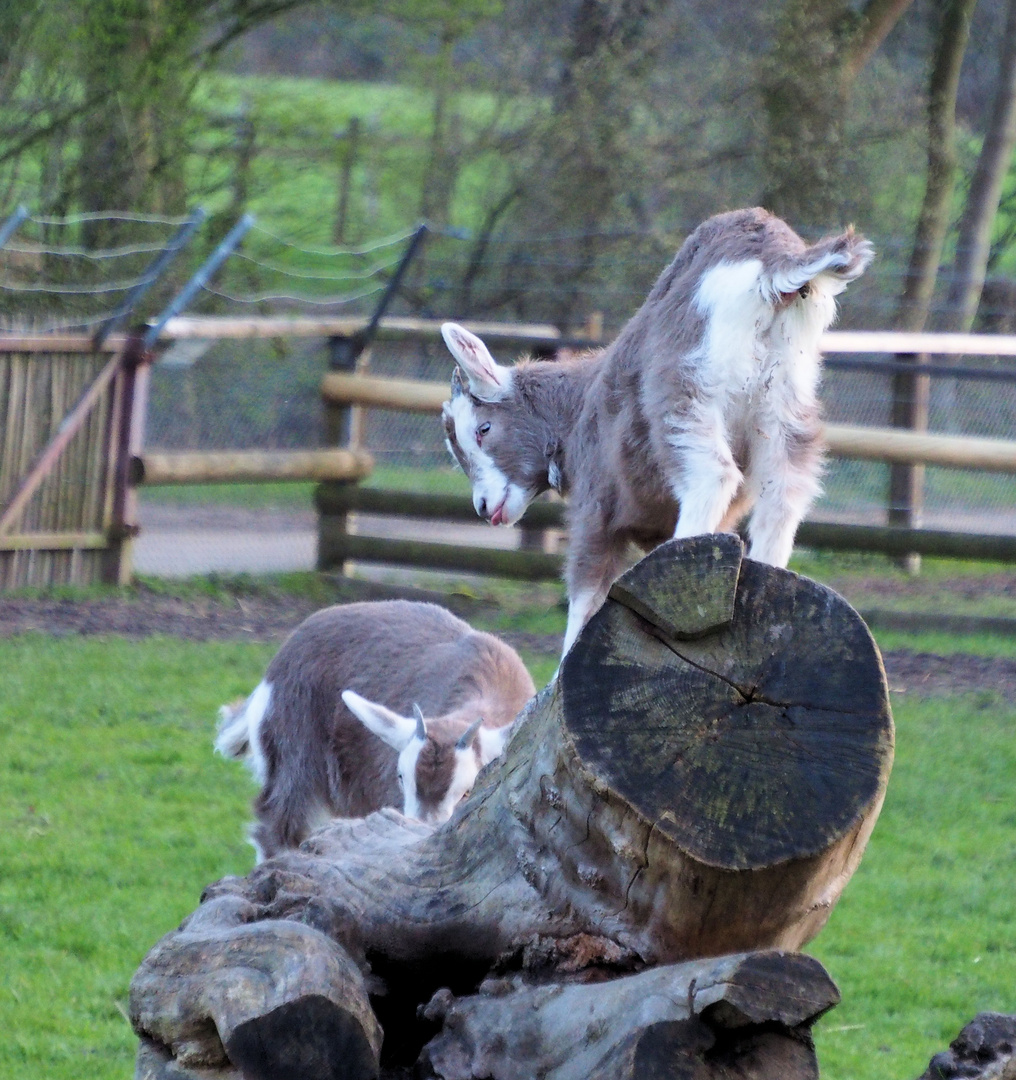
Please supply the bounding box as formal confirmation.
[478,723,512,763]
[693,259,771,388]
[434,747,482,823]
[667,409,743,538]
[397,736,427,820]
[215,680,272,784]
[563,587,603,656]
[444,393,527,525]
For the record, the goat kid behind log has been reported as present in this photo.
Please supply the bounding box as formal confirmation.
[441,207,873,654]
[215,600,535,860]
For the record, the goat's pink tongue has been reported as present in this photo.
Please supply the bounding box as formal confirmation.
[490,505,504,526]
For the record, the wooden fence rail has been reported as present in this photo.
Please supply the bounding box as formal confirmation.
[320,372,1016,473]
[10,320,1016,589]
[311,483,1016,573]
[133,448,373,486]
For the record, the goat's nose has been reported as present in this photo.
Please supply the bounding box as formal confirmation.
[477,496,488,518]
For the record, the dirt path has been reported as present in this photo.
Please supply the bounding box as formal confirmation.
[0,584,1009,697]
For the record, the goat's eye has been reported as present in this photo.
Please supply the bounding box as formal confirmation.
[476,421,491,445]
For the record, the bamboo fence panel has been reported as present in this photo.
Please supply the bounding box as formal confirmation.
[0,346,120,587]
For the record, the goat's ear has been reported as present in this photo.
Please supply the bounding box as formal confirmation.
[477,723,512,764]
[441,323,512,401]
[341,690,420,751]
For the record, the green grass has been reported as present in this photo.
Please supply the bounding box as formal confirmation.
[188,72,529,261]
[790,551,1016,622]
[811,692,1016,1079]
[1,614,1014,1078]
[0,636,274,1080]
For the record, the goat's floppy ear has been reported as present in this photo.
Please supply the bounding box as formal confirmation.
[477,723,512,764]
[341,690,420,751]
[441,323,512,402]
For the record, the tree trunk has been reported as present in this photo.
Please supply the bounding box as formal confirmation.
[760,0,915,227]
[894,0,977,334]
[939,0,1016,334]
[887,0,977,571]
[129,535,894,1079]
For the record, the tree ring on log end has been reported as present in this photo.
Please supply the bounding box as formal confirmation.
[561,540,894,871]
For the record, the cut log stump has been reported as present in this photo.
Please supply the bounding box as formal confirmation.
[129,535,894,1079]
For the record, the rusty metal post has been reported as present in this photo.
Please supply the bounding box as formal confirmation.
[317,224,428,571]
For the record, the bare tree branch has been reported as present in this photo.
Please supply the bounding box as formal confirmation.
[843,0,918,85]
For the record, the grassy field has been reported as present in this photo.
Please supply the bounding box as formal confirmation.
[1,600,1015,1078]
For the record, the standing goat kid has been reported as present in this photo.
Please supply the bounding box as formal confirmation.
[441,207,873,654]
[215,600,535,860]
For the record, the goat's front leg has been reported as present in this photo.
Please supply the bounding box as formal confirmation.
[667,412,743,539]
[561,531,632,659]
[744,424,822,568]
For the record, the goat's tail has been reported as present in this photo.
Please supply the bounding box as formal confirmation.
[214,680,273,787]
[766,227,875,300]
[215,696,253,759]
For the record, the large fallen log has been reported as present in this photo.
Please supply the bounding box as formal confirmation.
[129,535,894,1079]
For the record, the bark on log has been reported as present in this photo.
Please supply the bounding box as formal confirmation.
[914,1012,1016,1080]
[129,897,382,1079]
[129,535,894,1078]
[421,949,839,1080]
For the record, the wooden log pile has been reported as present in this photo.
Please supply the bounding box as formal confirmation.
[129,535,895,1079]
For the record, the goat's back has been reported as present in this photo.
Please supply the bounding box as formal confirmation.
[253,600,533,843]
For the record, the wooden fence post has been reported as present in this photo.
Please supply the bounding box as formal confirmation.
[101,333,151,585]
[887,352,931,572]
[318,335,359,571]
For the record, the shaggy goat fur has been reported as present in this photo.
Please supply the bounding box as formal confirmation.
[215,600,535,860]
[440,207,873,654]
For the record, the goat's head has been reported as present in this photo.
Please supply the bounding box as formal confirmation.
[440,322,555,527]
[340,689,510,824]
